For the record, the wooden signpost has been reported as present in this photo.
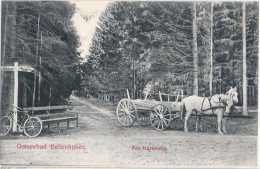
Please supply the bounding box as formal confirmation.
[1,62,35,132]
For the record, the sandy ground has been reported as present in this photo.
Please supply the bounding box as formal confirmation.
[0,96,258,167]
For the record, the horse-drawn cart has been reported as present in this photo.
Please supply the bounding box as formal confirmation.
[116,87,253,134]
[116,90,184,131]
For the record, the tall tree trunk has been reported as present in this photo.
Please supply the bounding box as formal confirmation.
[242,2,248,115]
[22,78,28,108]
[9,1,16,59]
[192,2,198,95]
[2,2,8,66]
[209,2,214,96]
[32,14,41,107]
[1,2,9,87]
[37,32,42,104]
[8,2,17,112]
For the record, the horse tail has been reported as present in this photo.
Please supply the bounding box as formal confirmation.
[180,99,186,121]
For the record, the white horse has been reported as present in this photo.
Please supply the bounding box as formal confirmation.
[182,87,238,134]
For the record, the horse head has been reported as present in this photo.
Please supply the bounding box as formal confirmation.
[226,87,239,104]
[219,87,238,115]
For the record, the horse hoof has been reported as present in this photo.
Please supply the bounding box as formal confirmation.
[218,132,224,135]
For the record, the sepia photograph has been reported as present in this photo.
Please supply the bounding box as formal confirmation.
[0,0,258,168]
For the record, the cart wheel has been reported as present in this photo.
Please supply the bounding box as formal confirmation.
[136,111,150,126]
[0,116,12,136]
[24,116,42,137]
[116,99,137,127]
[150,104,172,131]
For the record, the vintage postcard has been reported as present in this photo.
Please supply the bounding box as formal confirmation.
[0,0,258,168]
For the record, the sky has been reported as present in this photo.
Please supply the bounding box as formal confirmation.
[71,1,109,59]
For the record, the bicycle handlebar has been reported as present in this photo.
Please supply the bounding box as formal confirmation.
[11,104,28,111]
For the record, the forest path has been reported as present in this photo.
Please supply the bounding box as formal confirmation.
[69,95,114,118]
[0,96,257,167]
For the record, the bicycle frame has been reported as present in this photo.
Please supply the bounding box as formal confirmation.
[9,109,30,131]
[1,105,42,137]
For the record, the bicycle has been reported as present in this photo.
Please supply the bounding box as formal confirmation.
[0,105,42,137]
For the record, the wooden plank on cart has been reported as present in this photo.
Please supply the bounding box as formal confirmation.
[131,99,182,111]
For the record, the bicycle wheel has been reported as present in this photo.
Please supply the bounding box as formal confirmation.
[23,116,42,137]
[0,116,12,136]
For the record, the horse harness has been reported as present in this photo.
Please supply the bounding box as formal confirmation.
[199,97,226,115]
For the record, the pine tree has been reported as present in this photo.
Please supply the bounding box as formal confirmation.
[83,1,258,104]
[192,2,199,95]
[242,1,247,115]
[1,1,81,106]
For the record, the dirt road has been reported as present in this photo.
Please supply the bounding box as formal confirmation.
[0,96,258,167]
